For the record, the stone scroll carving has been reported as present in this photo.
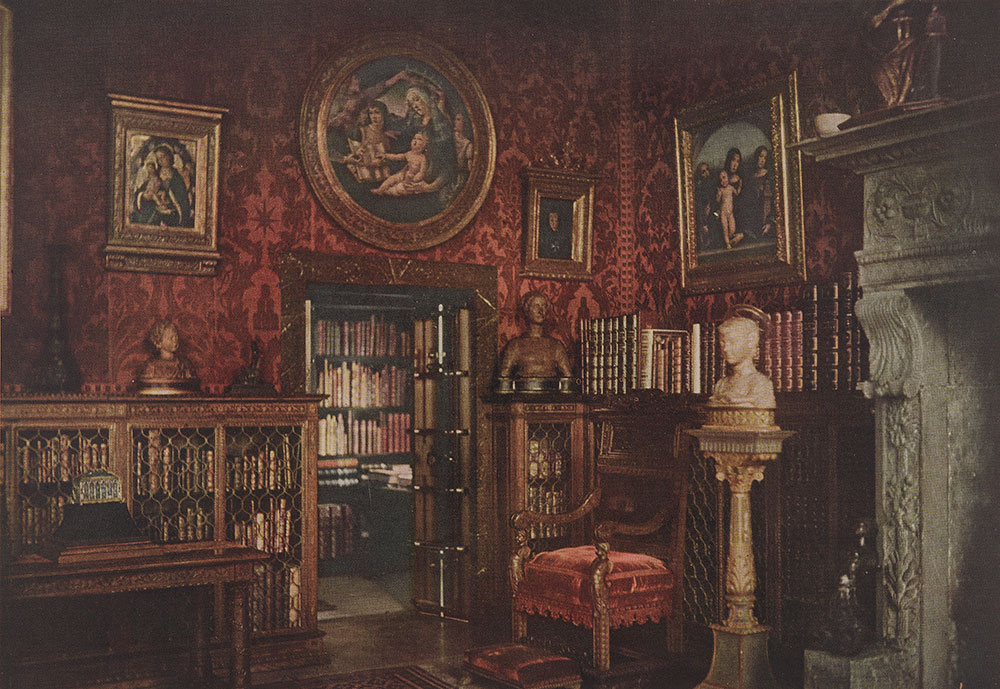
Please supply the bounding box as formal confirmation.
[855,291,924,399]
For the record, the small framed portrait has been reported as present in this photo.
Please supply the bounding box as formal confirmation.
[521,167,597,280]
[674,73,806,294]
[105,94,226,276]
[299,34,496,252]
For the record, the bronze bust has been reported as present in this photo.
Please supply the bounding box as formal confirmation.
[496,291,574,393]
[136,320,199,395]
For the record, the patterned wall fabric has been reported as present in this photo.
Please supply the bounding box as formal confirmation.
[2,0,937,390]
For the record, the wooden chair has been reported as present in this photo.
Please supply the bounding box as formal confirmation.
[509,397,695,673]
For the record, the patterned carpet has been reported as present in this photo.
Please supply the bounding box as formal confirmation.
[258,666,455,689]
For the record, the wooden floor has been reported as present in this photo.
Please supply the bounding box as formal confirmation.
[253,608,715,689]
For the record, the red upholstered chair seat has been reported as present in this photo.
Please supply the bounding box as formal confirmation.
[513,545,675,628]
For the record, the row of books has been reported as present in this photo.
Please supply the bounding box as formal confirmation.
[19,496,67,546]
[318,502,356,560]
[318,411,412,458]
[135,446,215,495]
[688,275,865,394]
[230,499,295,555]
[584,273,866,396]
[318,456,361,487]
[16,437,110,484]
[526,439,567,482]
[412,308,472,373]
[579,312,640,395]
[314,360,411,409]
[138,503,214,543]
[524,485,569,539]
[313,314,413,358]
[250,562,302,631]
[227,447,298,492]
[639,329,689,394]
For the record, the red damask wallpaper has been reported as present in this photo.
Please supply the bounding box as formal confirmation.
[3,0,875,390]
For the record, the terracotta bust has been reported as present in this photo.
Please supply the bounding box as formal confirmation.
[137,320,197,392]
[707,315,775,409]
[497,291,572,381]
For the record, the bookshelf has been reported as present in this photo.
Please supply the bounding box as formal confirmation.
[303,284,477,620]
[306,297,415,581]
[575,273,875,681]
[0,394,324,683]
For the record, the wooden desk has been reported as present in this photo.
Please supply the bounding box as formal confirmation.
[6,542,268,689]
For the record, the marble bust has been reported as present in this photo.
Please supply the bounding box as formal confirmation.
[707,315,775,409]
[496,291,573,390]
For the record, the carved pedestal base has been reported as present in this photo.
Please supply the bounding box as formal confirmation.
[803,647,900,689]
[695,625,776,689]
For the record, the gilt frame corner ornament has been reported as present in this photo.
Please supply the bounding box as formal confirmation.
[105,94,226,276]
[299,33,496,252]
[520,167,596,281]
[675,72,805,294]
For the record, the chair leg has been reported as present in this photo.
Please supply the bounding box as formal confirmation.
[592,612,610,672]
[666,616,683,655]
[512,609,528,643]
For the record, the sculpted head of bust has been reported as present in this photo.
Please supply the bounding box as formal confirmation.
[708,314,775,409]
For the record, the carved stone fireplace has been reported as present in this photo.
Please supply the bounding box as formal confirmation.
[798,93,1000,688]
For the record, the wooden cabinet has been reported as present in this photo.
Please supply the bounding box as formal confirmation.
[0,394,324,682]
[490,398,590,580]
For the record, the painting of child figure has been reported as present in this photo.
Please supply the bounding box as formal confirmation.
[674,73,805,294]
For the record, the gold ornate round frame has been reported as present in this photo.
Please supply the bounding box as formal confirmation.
[299,34,496,251]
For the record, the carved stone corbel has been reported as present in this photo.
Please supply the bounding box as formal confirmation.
[855,290,924,399]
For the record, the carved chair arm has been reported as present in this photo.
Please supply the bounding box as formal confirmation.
[510,485,601,534]
[592,500,672,543]
[510,486,602,594]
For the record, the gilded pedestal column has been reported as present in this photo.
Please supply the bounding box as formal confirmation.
[689,407,793,689]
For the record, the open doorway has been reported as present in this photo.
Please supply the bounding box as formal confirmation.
[279,252,498,623]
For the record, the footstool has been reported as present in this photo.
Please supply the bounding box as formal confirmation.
[462,643,582,689]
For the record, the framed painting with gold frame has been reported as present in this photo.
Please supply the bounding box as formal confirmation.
[0,4,11,314]
[299,34,495,252]
[105,94,226,276]
[674,72,805,294]
[521,167,596,280]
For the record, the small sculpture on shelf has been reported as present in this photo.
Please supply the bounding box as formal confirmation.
[868,0,949,110]
[708,309,775,409]
[135,319,199,395]
[495,291,574,394]
[226,340,277,396]
[809,520,879,656]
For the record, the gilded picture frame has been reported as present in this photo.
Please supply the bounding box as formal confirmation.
[674,72,805,294]
[299,34,496,252]
[521,167,596,280]
[0,4,11,314]
[105,94,226,276]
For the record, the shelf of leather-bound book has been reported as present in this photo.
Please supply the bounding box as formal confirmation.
[315,353,412,365]
[319,405,411,413]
